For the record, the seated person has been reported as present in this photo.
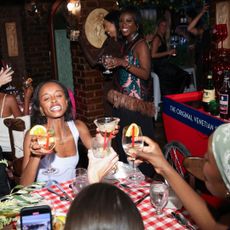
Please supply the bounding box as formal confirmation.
[151,17,190,95]
[134,123,230,229]
[20,80,118,186]
[64,182,144,230]
[0,67,33,155]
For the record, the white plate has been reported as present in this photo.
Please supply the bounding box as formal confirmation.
[105,161,144,180]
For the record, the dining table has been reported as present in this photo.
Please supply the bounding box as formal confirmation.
[31,178,196,230]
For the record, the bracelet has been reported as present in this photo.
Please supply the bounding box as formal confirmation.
[125,63,131,70]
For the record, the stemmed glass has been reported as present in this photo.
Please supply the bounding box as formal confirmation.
[100,54,113,75]
[30,127,57,176]
[94,117,120,150]
[219,24,228,49]
[122,124,145,183]
[150,181,169,215]
[93,117,120,176]
[39,129,58,177]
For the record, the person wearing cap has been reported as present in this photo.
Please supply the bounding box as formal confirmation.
[134,123,230,229]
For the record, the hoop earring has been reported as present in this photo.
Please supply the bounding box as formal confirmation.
[40,108,45,116]
[225,190,230,199]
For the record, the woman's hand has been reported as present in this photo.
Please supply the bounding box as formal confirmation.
[106,57,128,69]
[134,136,170,175]
[201,4,209,15]
[29,137,53,157]
[168,49,176,56]
[0,67,14,87]
[87,148,119,183]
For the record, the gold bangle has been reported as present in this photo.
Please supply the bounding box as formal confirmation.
[125,63,131,70]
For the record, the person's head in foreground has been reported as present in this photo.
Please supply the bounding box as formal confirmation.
[64,182,144,230]
[205,123,230,199]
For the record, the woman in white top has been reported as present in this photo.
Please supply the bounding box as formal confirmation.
[21,80,118,186]
[0,67,33,153]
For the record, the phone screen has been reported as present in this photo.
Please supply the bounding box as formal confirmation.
[20,205,52,230]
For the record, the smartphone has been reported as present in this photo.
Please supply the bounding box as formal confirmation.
[20,205,52,230]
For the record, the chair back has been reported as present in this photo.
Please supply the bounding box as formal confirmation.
[4,118,26,160]
[3,118,26,185]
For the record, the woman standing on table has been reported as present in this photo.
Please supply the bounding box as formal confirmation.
[107,6,155,178]
[20,80,118,186]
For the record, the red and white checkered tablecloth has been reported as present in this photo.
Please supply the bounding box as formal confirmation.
[33,180,194,230]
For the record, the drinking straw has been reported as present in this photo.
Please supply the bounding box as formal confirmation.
[45,133,50,149]
[132,125,134,147]
[103,131,107,150]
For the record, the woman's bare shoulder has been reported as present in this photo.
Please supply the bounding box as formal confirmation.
[5,94,17,103]
[74,119,88,129]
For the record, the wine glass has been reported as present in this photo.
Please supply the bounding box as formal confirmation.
[36,129,58,177]
[72,168,89,194]
[220,24,228,49]
[101,54,113,75]
[122,125,145,183]
[150,181,169,215]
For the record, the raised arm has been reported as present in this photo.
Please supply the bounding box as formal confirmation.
[187,4,209,36]
[7,95,23,117]
[23,86,33,115]
[20,131,42,186]
[135,136,227,230]
[76,119,93,149]
[0,67,14,87]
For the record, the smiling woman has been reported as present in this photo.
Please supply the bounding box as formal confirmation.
[20,80,118,187]
[20,80,93,186]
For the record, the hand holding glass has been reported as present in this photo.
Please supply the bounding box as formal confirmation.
[30,128,57,176]
[101,54,113,74]
[122,125,145,183]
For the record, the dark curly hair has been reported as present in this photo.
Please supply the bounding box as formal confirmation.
[31,80,73,126]
[104,10,120,33]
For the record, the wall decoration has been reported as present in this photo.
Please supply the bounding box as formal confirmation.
[5,22,19,57]
[216,1,230,49]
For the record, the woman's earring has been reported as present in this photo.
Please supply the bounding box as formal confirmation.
[225,190,230,199]
[40,108,45,116]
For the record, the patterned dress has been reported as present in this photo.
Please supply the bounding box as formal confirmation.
[113,36,155,178]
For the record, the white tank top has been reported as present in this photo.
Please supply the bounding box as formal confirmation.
[36,120,80,183]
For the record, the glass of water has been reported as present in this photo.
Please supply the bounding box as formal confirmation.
[150,181,169,215]
[72,168,89,194]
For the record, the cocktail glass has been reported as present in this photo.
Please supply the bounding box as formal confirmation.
[36,129,58,176]
[94,117,120,149]
[122,125,145,183]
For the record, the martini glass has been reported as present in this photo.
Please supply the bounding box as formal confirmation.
[94,117,120,150]
[94,117,120,175]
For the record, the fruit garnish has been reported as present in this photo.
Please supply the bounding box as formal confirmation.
[125,123,139,137]
[29,125,47,136]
